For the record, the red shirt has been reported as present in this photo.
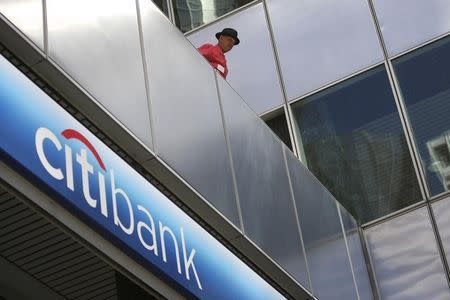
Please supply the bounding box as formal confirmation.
[197,43,228,79]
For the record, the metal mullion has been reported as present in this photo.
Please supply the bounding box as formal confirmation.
[366,0,429,201]
[282,146,314,295]
[361,200,426,230]
[261,0,299,158]
[288,60,385,107]
[213,73,245,233]
[336,203,361,300]
[430,191,450,204]
[42,0,48,56]
[166,0,176,25]
[390,30,450,61]
[425,202,450,288]
[136,0,157,153]
[359,227,381,299]
[384,60,430,198]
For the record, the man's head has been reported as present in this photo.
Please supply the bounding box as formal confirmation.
[215,28,240,53]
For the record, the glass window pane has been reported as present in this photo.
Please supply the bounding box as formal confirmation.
[393,37,450,196]
[292,66,422,223]
[339,205,374,300]
[216,75,306,284]
[365,207,450,300]
[173,0,252,33]
[266,0,383,100]
[285,148,357,299]
[432,196,450,261]
[46,0,153,148]
[139,1,240,226]
[151,0,169,16]
[264,111,292,151]
[0,0,44,50]
[372,0,450,57]
[187,3,284,115]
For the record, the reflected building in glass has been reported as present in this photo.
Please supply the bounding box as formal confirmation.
[168,0,252,32]
[181,0,450,299]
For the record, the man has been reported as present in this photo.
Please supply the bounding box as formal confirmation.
[197,28,240,79]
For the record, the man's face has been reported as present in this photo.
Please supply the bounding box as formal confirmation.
[218,35,235,53]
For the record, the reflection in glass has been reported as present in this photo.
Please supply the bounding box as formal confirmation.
[285,148,357,298]
[339,205,373,300]
[393,36,450,195]
[292,66,422,223]
[173,0,251,32]
[432,197,450,261]
[216,76,306,286]
[46,0,152,147]
[138,1,240,226]
[365,207,450,299]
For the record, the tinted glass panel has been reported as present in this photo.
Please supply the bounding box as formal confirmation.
[139,1,240,226]
[187,3,284,115]
[394,37,450,196]
[285,148,357,299]
[152,0,168,15]
[217,75,305,283]
[266,0,383,100]
[46,0,153,147]
[365,207,450,300]
[372,0,450,56]
[173,0,252,33]
[292,66,421,223]
[339,205,373,300]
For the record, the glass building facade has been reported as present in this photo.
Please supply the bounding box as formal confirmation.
[184,0,450,298]
[2,0,450,299]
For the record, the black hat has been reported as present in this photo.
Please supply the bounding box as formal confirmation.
[215,28,240,45]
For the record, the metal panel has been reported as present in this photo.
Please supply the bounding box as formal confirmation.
[217,75,306,286]
[339,205,374,300]
[46,0,152,147]
[372,0,450,56]
[0,0,44,50]
[285,150,357,300]
[187,3,284,115]
[265,0,383,100]
[365,207,450,300]
[432,196,450,264]
[138,0,240,226]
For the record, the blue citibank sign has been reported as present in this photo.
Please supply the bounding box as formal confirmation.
[0,55,284,300]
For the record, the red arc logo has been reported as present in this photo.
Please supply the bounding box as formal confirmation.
[61,129,106,171]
